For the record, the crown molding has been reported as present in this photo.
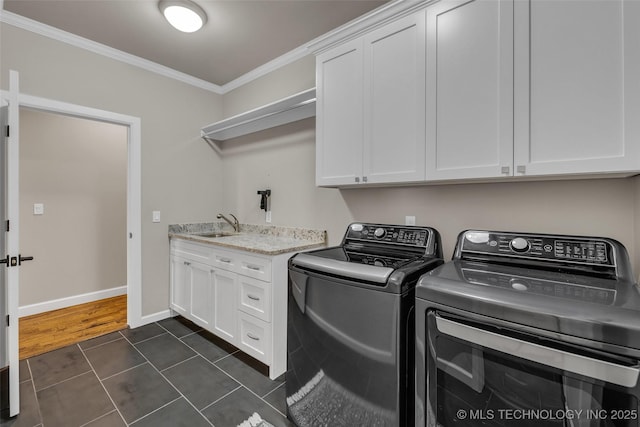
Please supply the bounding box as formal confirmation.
[307,0,434,55]
[220,45,310,94]
[221,0,428,93]
[1,1,429,96]
[0,9,224,94]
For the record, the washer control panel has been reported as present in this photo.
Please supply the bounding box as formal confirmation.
[461,231,615,267]
[347,223,430,247]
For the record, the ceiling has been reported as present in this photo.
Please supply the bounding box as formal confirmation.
[2,0,387,88]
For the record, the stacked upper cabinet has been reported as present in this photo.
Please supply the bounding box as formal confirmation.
[425,0,513,180]
[513,0,640,177]
[316,11,426,186]
[426,0,640,181]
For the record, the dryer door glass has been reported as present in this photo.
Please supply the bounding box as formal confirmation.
[426,311,640,427]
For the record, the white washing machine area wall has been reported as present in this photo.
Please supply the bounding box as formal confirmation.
[415,230,640,427]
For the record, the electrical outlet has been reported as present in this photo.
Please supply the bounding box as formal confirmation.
[266,211,272,223]
[33,203,44,215]
[152,211,161,223]
[405,215,416,226]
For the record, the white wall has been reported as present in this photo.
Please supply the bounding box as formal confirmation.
[1,23,224,316]
[19,109,127,306]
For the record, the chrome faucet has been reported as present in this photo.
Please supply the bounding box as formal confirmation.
[217,213,240,233]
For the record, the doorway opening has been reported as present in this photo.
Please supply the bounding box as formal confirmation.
[11,91,143,338]
[18,108,128,358]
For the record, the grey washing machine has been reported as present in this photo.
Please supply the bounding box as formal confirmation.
[416,230,640,427]
[287,223,443,426]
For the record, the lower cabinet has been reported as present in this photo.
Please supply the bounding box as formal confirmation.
[169,239,288,379]
[189,261,214,329]
[169,256,214,330]
[211,269,237,342]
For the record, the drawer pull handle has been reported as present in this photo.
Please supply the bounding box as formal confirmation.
[247,333,260,341]
[246,265,261,271]
[247,294,260,301]
[219,258,232,263]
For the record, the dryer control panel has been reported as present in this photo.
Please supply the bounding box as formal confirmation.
[460,231,616,268]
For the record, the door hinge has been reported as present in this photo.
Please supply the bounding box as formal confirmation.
[5,125,9,138]
[6,315,9,327]
[5,220,9,232]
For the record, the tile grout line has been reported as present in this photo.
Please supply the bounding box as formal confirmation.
[159,354,199,373]
[156,319,203,340]
[99,361,148,382]
[199,384,243,412]
[28,318,286,426]
[163,317,287,421]
[78,409,118,427]
[127,396,183,425]
[239,378,289,419]
[262,381,285,399]
[77,343,129,426]
[264,383,289,419]
[121,331,167,346]
[25,359,44,427]
[121,322,216,427]
[207,355,289,420]
[78,334,127,352]
[156,319,286,424]
[32,368,94,393]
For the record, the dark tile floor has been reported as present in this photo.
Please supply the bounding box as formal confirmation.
[1,316,292,427]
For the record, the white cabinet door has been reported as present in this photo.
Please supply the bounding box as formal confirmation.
[316,39,364,186]
[363,11,426,183]
[425,0,514,180]
[188,261,213,329]
[169,254,190,316]
[212,269,237,343]
[514,0,640,176]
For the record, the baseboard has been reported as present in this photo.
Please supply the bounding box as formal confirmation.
[18,286,127,318]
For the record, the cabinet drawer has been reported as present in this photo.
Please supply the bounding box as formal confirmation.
[171,240,211,264]
[237,312,271,364]
[238,276,271,322]
[213,252,237,272]
[237,253,271,281]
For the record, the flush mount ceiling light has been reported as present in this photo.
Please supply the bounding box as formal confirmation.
[159,0,208,33]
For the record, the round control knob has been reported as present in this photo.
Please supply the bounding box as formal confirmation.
[510,237,530,253]
[511,281,529,292]
[374,228,386,238]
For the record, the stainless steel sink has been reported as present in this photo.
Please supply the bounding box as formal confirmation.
[195,231,236,238]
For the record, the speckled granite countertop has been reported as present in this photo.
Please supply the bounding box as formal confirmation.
[169,222,327,255]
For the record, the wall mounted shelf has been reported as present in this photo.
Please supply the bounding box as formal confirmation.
[201,88,316,142]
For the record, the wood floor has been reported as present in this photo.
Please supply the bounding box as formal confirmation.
[19,295,128,360]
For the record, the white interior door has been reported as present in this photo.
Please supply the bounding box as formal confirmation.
[0,100,8,416]
[4,70,21,417]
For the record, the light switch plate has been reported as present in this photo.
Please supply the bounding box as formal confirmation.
[405,215,416,226]
[152,211,161,223]
[33,203,44,215]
